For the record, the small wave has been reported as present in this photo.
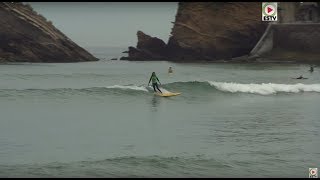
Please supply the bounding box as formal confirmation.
[106,85,148,92]
[0,85,149,97]
[162,81,320,95]
[208,81,320,95]
[0,85,148,92]
[0,155,230,178]
[1,81,319,97]
[6,73,111,78]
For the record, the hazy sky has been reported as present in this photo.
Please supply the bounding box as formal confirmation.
[27,2,178,48]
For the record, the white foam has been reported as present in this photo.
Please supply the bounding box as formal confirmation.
[147,85,170,93]
[106,85,149,92]
[208,81,320,95]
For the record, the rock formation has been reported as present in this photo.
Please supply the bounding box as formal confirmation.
[121,2,268,61]
[120,31,167,61]
[0,2,98,63]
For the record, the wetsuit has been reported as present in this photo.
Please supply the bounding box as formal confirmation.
[310,67,314,72]
[148,75,162,93]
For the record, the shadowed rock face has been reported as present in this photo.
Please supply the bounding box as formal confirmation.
[120,31,167,61]
[259,24,320,63]
[136,31,167,56]
[0,2,98,63]
[167,2,268,61]
[122,2,267,61]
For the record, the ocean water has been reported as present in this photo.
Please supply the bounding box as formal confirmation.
[0,49,319,177]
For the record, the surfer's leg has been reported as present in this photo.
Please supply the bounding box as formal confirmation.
[156,84,162,93]
[152,84,157,92]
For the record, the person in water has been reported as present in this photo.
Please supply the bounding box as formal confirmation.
[168,67,173,74]
[296,75,305,79]
[148,72,162,93]
[309,65,314,73]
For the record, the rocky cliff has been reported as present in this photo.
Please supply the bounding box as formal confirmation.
[121,2,267,61]
[0,2,98,63]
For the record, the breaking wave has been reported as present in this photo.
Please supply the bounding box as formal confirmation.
[207,81,320,95]
[0,81,319,97]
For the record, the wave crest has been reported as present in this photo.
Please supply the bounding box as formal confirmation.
[1,81,320,96]
[106,85,148,92]
[208,81,320,95]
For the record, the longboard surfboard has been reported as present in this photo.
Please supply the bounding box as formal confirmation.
[154,92,181,97]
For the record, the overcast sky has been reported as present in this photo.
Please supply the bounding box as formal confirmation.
[27,2,178,48]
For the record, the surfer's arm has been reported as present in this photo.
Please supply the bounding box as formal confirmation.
[157,77,161,84]
[148,76,152,85]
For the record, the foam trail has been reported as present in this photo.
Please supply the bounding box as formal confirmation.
[208,81,320,95]
[106,85,149,92]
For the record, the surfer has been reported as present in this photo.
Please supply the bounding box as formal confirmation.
[168,67,173,74]
[295,75,307,79]
[148,72,162,93]
[297,75,303,79]
[309,65,314,73]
